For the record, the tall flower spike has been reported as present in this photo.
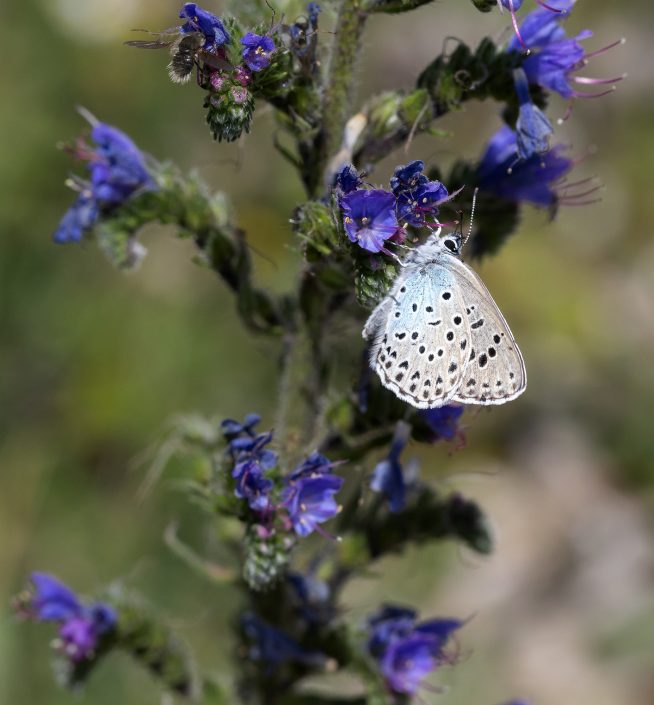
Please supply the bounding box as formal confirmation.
[513,68,553,160]
[509,0,626,114]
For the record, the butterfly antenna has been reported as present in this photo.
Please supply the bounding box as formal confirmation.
[461,187,478,250]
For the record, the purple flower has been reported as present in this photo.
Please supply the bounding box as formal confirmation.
[179,3,230,49]
[367,605,462,695]
[241,33,275,72]
[390,160,428,194]
[53,193,99,244]
[54,116,153,245]
[282,454,343,537]
[89,123,153,204]
[514,68,553,160]
[509,1,625,101]
[341,189,399,253]
[307,2,321,24]
[221,412,261,439]
[395,179,450,228]
[371,422,411,513]
[241,612,324,671]
[18,573,117,663]
[233,458,274,511]
[477,125,586,207]
[500,0,565,49]
[335,163,362,194]
[421,405,464,442]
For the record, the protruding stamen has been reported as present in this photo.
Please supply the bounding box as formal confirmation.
[583,37,626,60]
[574,74,626,85]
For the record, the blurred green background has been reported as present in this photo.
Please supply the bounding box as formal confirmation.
[1,1,653,704]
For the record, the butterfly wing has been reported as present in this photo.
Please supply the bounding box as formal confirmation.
[446,256,527,405]
[363,263,473,409]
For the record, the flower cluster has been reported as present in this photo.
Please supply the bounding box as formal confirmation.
[508,0,624,106]
[54,116,153,244]
[15,573,116,663]
[222,415,344,537]
[367,605,462,695]
[337,161,452,253]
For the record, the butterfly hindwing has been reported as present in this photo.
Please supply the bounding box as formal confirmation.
[365,263,472,408]
[447,257,527,404]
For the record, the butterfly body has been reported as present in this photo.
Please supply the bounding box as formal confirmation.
[363,233,527,409]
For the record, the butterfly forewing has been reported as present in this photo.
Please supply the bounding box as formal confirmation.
[446,257,527,404]
[365,264,472,408]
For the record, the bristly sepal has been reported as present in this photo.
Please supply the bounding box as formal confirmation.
[243,524,295,592]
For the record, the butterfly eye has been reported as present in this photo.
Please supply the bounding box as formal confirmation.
[444,239,457,252]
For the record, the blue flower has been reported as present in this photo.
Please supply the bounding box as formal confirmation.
[241,612,324,671]
[367,605,462,695]
[282,454,343,537]
[341,189,399,253]
[53,193,99,244]
[20,573,117,663]
[421,405,464,442]
[241,33,275,72]
[513,68,553,160]
[89,123,153,204]
[477,125,578,207]
[54,117,153,245]
[233,458,274,511]
[390,160,450,228]
[221,412,262,440]
[390,160,428,194]
[335,164,362,194]
[396,179,450,228]
[509,1,625,101]
[371,422,411,512]
[179,3,230,49]
[287,572,333,624]
[307,2,321,24]
[500,0,564,49]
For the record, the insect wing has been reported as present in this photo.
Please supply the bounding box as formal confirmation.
[365,263,472,409]
[447,256,527,404]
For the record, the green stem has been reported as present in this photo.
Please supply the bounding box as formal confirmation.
[313,0,368,195]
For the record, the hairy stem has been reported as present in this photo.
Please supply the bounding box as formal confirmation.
[313,0,368,195]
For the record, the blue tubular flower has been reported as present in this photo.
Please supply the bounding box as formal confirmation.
[371,422,411,512]
[335,164,362,194]
[179,3,230,48]
[282,454,343,537]
[241,33,275,72]
[390,160,428,193]
[53,193,99,243]
[241,613,324,671]
[287,572,333,624]
[509,1,625,101]
[477,125,583,207]
[89,123,153,204]
[395,179,450,228]
[341,189,399,253]
[367,605,462,695]
[233,458,274,511]
[54,116,154,245]
[221,412,261,439]
[513,68,553,160]
[500,0,564,49]
[421,405,464,442]
[19,573,117,663]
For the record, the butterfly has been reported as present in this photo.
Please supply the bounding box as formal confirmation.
[362,230,526,409]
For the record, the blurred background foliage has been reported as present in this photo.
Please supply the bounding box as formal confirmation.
[1,0,653,704]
